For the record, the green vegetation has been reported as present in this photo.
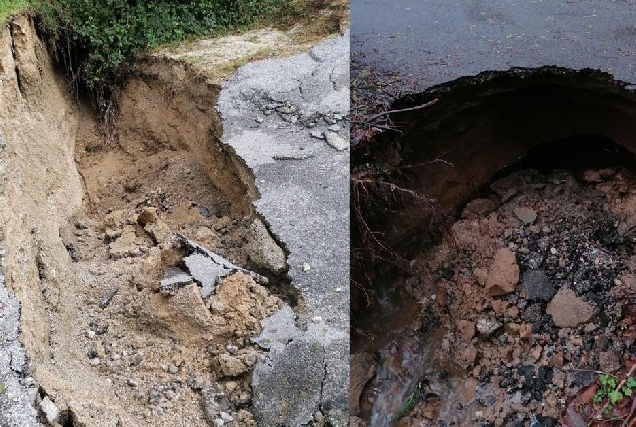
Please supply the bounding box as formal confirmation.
[593,374,636,415]
[30,0,287,114]
[391,383,424,424]
[0,0,27,23]
[272,0,347,40]
[0,382,6,395]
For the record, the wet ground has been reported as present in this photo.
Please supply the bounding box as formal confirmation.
[354,163,636,425]
[352,0,636,90]
[351,0,636,146]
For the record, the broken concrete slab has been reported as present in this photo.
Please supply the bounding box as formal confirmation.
[184,253,231,298]
[174,234,268,298]
[159,267,194,295]
[246,219,287,273]
[251,305,303,353]
[252,339,325,426]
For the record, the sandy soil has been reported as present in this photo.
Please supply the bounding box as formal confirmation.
[0,15,296,427]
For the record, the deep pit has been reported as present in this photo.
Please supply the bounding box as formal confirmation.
[0,16,299,426]
[351,67,636,425]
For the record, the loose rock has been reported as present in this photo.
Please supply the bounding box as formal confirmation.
[546,288,596,327]
[485,248,519,296]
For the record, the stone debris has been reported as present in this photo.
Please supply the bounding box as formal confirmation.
[310,130,324,139]
[513,206,537,225]
[462,198,497,219]
[363,167,636,424]
[485,248,519,296]
[522,269,555,301]
[546,288,596,327]
[99,286,119,308]
[476,318,502,336]
[582,170,602,183]
[39,396,59,425]
[325,132,349,151]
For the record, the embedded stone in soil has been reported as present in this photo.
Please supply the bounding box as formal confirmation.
[359,165,636,425]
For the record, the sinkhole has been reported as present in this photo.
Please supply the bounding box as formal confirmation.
[351,67,636,425]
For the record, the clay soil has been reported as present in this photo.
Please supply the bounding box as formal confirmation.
[355,165,636,426]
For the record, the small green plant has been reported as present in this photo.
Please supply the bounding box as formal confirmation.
[391,382,424,424]
[299,390,307,399]
[0,383,6,395]
[593,374,636,414]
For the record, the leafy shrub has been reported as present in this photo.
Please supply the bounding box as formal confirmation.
[31,0,286,113]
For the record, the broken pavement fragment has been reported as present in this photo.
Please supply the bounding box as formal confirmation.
[159,267,193,295]
[166,234,267,298]
[217,32,350,425]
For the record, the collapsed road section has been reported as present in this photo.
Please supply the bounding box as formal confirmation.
[217,32,351,426]
[0,14,348,427]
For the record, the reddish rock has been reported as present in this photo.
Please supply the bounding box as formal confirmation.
[546,288,596,327]
[457,320,475,342]
[490,176,518,202]
[474,268,488,286]
[582,170,602,183]
[530,345,543,361]
[519,323,532,340]
[485,248,519,296]
[513,206,537,225]
[461,198,497,219]
[504,323,520,334]
[549,349,564,369]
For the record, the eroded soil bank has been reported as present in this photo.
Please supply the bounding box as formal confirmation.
[1,16,294,426]
[351,69,636,425]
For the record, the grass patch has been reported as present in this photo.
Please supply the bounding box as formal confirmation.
[270,0,348,42]
[0,0,27,23]
[215,47,273,75]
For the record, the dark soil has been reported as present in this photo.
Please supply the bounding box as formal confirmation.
[353,165,636,426]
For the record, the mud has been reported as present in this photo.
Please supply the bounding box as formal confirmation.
[0,16,294,427]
